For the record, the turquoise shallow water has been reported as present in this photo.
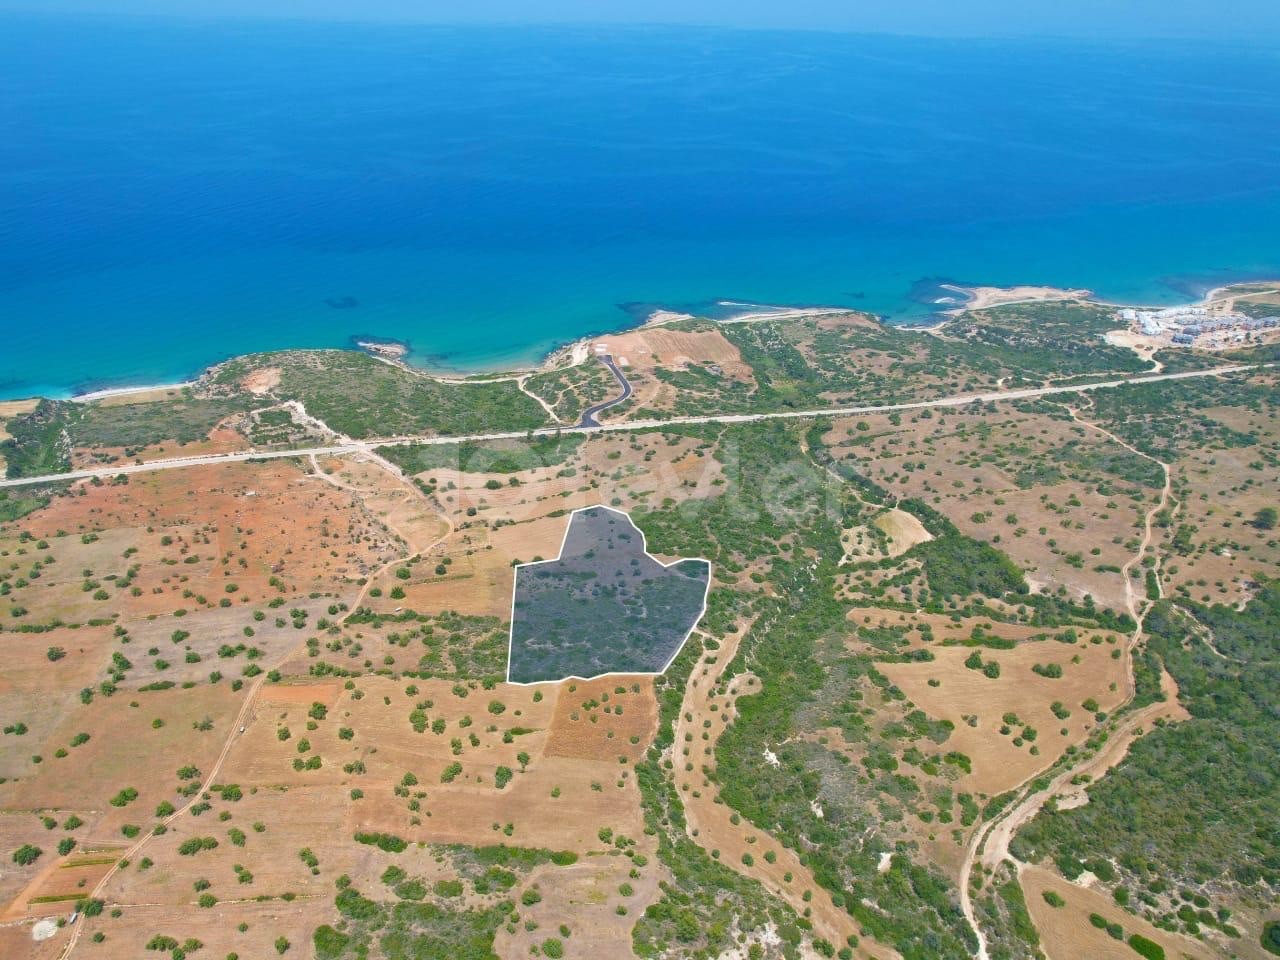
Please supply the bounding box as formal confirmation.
[2,17,1279,398]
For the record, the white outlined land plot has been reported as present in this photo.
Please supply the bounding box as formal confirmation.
[506,505,711,684]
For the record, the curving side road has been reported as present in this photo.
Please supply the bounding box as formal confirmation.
[0,362,1270,491]
[577,354,632,427]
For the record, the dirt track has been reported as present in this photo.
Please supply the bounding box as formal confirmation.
[672,629,899,959]
[3,363,1268,491]
[54,449,452,959]
[956,402,1179,960]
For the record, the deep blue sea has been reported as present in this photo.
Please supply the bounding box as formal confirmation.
[3,15,1280,398]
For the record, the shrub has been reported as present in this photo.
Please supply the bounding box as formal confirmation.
[314,926,350,959]
[433,879,463,898]
[11,844,41,866]
[1127,935,1165,960]
[353,831,406,853]
[1263,922,1280,957]
[1041,890,1065,908]
[108,787,139,807]
[177,837,218,856]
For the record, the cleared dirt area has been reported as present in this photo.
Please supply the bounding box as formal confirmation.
[241,366,282,395]
[2,459,397,625]
[872,507,933,556]
[590,326,755,417]
[1021,864,1213,960]
[877,639,1128,796]
[543,676,657,762]
[2,852,118,920]
[0,923,63,960]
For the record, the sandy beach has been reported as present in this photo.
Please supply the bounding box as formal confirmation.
[939,283,1091,314]
[70,382,191,404]
[713,302,853,324]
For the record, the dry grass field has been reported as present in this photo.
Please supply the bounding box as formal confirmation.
[372,431,724,619]
[68,424,250,470]
[2,315,1276,958]
[2,459,397,623]
[1156,403,1280,607]
[1021,865,1214,960]
[876,639,1128,796]
[823,409,1152,610]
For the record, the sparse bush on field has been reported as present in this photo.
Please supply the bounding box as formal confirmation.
[11,844,41,866]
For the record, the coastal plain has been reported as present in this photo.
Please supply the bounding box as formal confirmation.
[0,286,1277,960]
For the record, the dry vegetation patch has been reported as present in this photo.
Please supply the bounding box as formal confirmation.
[673,630,889,957]
[877,639,1127,796]
[1021,864,1213,960]
[543,676,657,762]
[827,407,1150,610]
[1159,404,1280,608]
[4,460,397,625]
[7,683,242,827]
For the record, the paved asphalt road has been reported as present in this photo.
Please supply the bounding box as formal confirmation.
[0,362,1270,490]
[578,354,633,427]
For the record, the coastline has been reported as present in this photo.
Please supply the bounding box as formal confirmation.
[8,280,1278,407]
[70,382,193,404]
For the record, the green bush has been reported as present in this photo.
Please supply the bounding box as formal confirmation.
[1127,934,1165,960]
[1263,921,1280,957]
[353,831,407,853]
[11,844,41,866]
[314,925,350,959]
